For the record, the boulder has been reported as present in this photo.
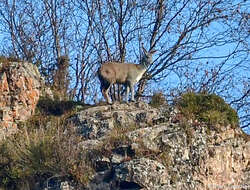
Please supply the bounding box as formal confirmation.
[69,102,170,139]
[114,158,168,189]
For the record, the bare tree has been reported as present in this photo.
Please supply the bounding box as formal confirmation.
[0,0,40,61]
[0,0,249,132]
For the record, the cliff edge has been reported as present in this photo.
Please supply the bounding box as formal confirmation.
[68,102,249,190]
[0,62,249,190]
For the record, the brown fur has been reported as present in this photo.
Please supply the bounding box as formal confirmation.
[98,48,156,104]
[99,63,145,84]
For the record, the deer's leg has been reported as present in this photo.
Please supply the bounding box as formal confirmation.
[118,84,121,102]
[130,83,135,102]
[102,84,112,104]
[110,84,115,102]
[126,84,130,103]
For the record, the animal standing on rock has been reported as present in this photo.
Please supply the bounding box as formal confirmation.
[98,47,156,104]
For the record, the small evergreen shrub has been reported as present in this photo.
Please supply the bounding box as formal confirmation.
[149,92,167,108]
[37,97,89,116]
[0,55,22,63]
[53,56,70,100]
[176,92,239,127]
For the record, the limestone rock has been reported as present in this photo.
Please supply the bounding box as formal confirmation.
[114,158,168,189]
[69,102,169,139]
[70,103,249,190]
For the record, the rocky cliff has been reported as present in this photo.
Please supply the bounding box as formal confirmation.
[0,62,249,190]
[68,102,249,190]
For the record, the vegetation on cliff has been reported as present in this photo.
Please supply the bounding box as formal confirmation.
[1,93,248,190]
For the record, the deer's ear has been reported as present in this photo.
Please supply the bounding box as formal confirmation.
[150,49,157,54]
[141,44,147,54]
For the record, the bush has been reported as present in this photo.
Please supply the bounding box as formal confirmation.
[0,55,22,63]
[176,92,239,127]
[149,92,167,108]
[0,116,94,190]
[36,97,90,116]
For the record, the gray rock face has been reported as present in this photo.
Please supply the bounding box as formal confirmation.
[114,158,168,189]
[69,102,170,140]
[68,102,249,190]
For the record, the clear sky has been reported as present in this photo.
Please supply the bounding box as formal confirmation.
[0,0,249,134]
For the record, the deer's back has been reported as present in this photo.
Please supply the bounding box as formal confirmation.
[99,62,145,84]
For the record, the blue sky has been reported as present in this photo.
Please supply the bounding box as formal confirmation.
[0,0,249,134]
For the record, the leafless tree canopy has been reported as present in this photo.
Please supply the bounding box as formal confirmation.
[0,0,249,131]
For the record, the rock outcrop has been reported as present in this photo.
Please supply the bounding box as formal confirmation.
[68,102,249,190]
[0,62,249,190]
[0,62,41,138]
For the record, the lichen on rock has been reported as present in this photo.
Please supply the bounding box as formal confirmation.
[0,61,42,138]
[69,102,249,190]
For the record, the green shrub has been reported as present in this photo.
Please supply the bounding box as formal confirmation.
[36,97,89,116]
[149,92,167,108]
[0,55,22,63]
[176,92,239,127]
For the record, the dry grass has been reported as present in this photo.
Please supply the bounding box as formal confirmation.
[0,114,94,190]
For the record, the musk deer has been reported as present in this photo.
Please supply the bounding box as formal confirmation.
[98,47,156,104]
